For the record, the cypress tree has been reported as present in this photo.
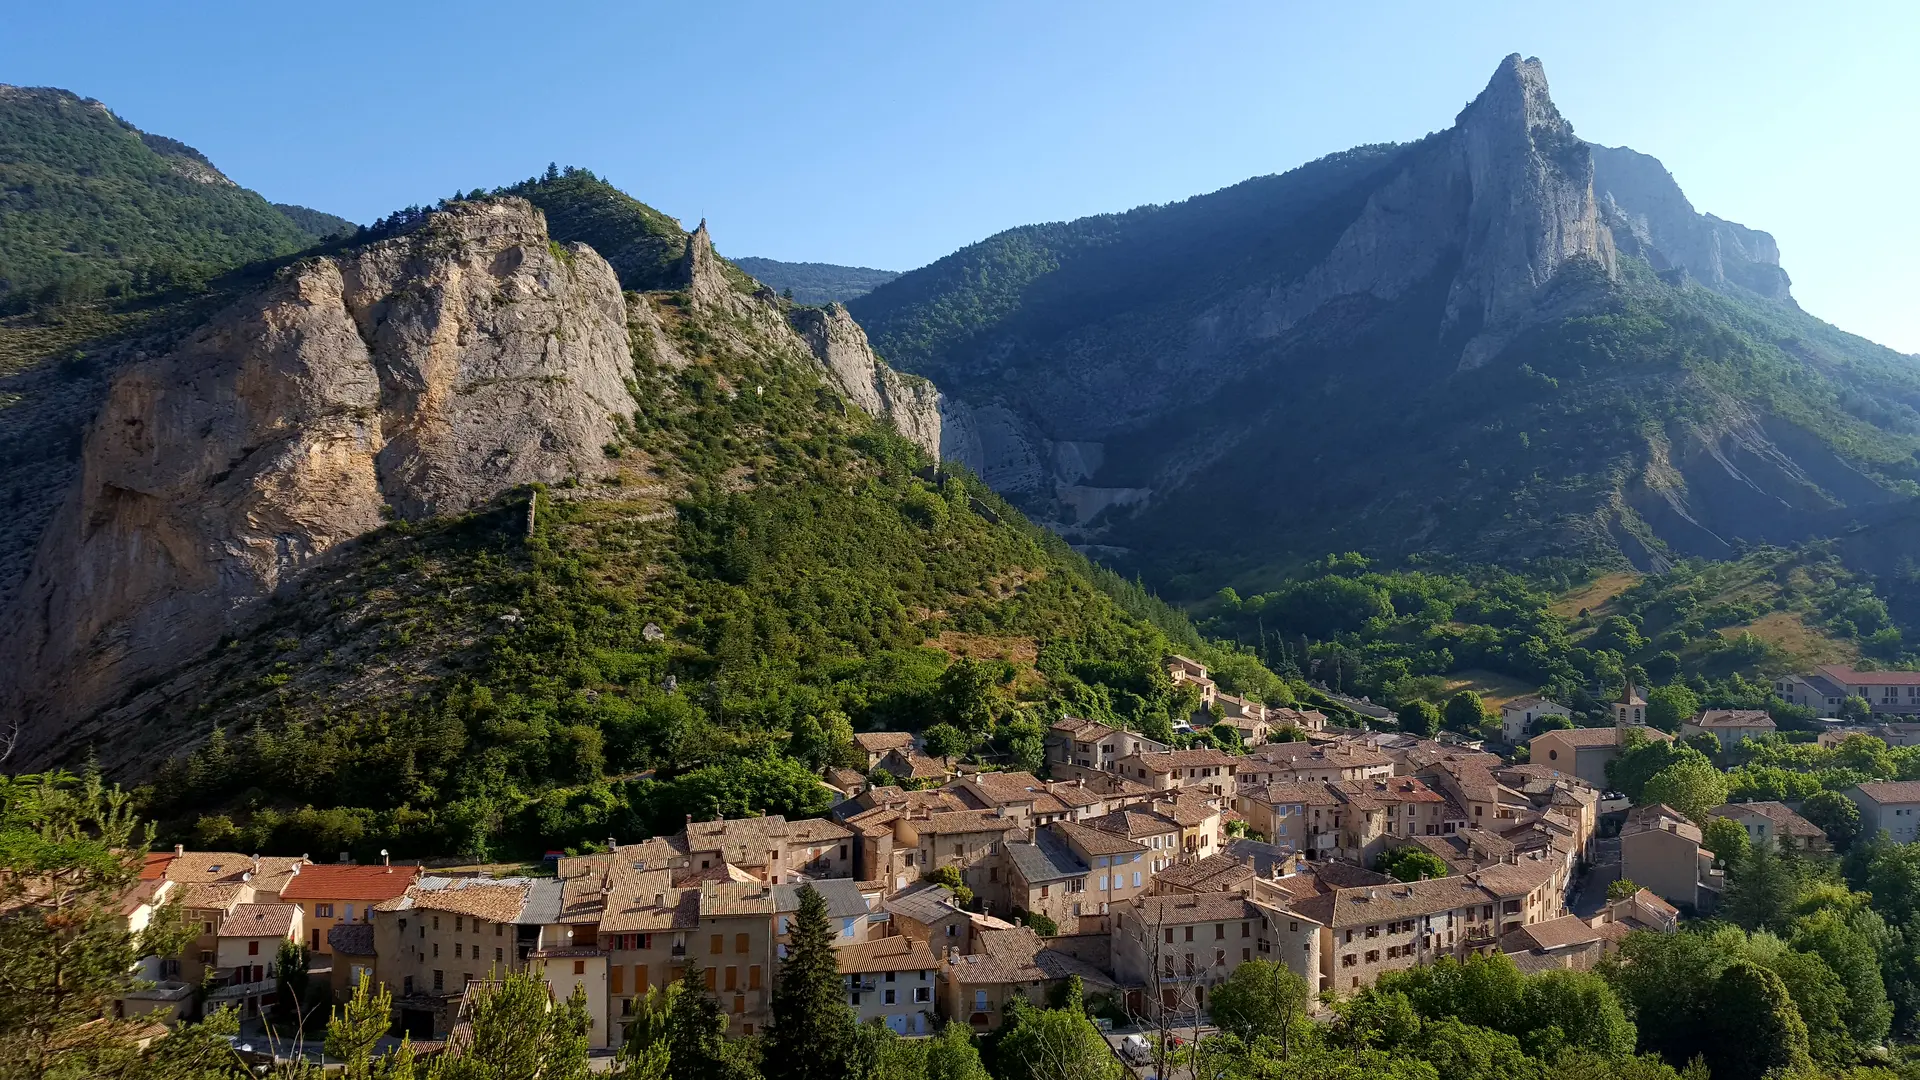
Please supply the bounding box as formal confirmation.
[667,960,731,1080]
[764,883,853,1080]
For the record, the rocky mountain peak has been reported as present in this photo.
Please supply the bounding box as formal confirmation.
[1446,53,1616,366]
[678,217,731,308]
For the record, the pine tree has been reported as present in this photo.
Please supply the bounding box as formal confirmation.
[764,884,853,1080]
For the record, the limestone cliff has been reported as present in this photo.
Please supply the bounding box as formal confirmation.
[786,302,945,460]
[1590,143,1793,300]
[0,199,632,760]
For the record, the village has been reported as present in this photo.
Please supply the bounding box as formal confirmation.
[102,656,1920,1061]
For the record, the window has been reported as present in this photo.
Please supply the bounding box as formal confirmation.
[735,933,750,954]
[433,943,439,957]
[711,935,724,954]
[248,941,259,956]
[733,995,744,1014]
[455,943,463,959]
[1215,949,1226,967]
[433,917,440,931]
[884,989,897,1004]
[916,985,932,1003]
[974,990,988,1011]
[315,904,334,918]
[456,917,464,932]
[1342,954,1356,968]
[1241,922,1250,938]
[1040,885,1050,899]
[434,970,444,990]
[726,966,737,991]
[750,965,762,989]
[1098,875,1108,890]
[1184,926,1194,942]
[495,948,503,963]
[1215,923,1225,940]
[1132,872,1142,888]
[496,923,504,937]
[612,966,625,995]
[1366,950,1379,963]
[1243,948,1251,962]
[574,960,586,975]
[1289,921,1299,933]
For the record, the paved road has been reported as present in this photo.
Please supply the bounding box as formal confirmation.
[1102,1021,1216,1080]
[1574,836,1622,918]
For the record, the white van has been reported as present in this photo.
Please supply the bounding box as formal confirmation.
[1120,1034,1152,1065]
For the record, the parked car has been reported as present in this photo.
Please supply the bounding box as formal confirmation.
[1120,1034,1152,1064]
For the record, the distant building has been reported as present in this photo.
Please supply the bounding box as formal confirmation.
[1619,804,1722,912]
[1612,682,1648,727]
[1778,666,1920,717]
[1848,781,1920,844]
[1528,725,1670,789]
[1500,696,1571,744]
[1682,709,1776,747]
[1710,801,1826,852]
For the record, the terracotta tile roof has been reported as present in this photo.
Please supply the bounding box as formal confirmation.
[1049,819,1146,858]
[1500,914,1602,952]
[280,864,419,902]
[1042,781,1103,809]
[697,882,779,917]
[1270,708,1327,727]
[786,817,854,844]
[684,816,790,865]
[1085,808,1179,840]
[917,810,1019,835]
[329,922,377,956]
[218,903,298,939]
[1151,791,1224,827]
[1333,777,1445,810]
[391,881,532,923]
[1502,695,1559,712]
[1050,716,1116,741]
[1291,876,1493,929]
[951,771,1049,805]
[836,935,939,974]
[1127,748,1240,773]
[1127,892,1259,925]
[1535,725,1668,748]
[1151,854,1254,894]
[599,886,699,933]
[557,835,690,881]
[1818,665,1920,686]
[1622,805,1702,843]
[854,732,915,753]
[1247,743,1392,769]
[1712,801,1824,837]
[1695,709,1776,729]
[141,853,174,881]
[1631,888,1678,917]
[1242,782,1341,807]
[1854,781,1920,805]
[1467,858,1559,898]
[826,767,868,791]
[946,928,1117,987]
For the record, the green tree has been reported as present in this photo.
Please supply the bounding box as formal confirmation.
[1023,910,1059,936]
[938,658,1001,732]
[433,969,591,1080]
[1600,931,1728,1066]
[1607,879,1642,902]
[1791,908,1894,1051]
[921,723,975,760]
[1376,847,1450,883]
[922,1020,991,1080]
[1840,695,1873,722]
[1704,961,1810,1080]
[1593,617,1648,655]
[1723,842,1803,933]
[925,865,975,909]
[1397,700,1442,738]
[610,981,681,1080]
[667,962,733,1080]
[326,972,401,1079]
[765,884,853,1080]
[273,939,316,1030]
[1801,790,1862,851]
[1207,959,1309,1047]
[995,990,1120,1080]
[1607,742,1712,803]
[1640,761,1727,821]
[1442,691,1488,735]
[1644,685,1700,733]
[0,772,195,1079]
[1517,968,1636,1057]
[1700,816,1750,866]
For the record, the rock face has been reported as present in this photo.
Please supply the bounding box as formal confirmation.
[0,199,632,761]
[1591,143,1793,300]
[787,303,945,460]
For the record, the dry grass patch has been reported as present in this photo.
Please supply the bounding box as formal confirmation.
[1720,611,1857,667]
[1551,572,1641,619]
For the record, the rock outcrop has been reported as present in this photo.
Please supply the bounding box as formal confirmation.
[0,199,632,760]
[787,303,945,460]
[1591,143,1793,300]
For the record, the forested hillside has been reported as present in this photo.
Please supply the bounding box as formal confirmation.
[0,85,330,309]
[733,257,900,304]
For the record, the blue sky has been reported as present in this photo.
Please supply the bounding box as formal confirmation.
[6,1,1917,350]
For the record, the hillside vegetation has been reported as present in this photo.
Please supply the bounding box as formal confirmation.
[116,183,1285,861]
[0,86,325,309]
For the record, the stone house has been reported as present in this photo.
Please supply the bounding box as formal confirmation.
[1710,801,1826,852]
[1499,696,1571,743]
[1288,875,1513,996]
[1528,725,1670,788]
[1237,743,1394,788]
[1619,804,1722,912]
[999,820,1150,932]
[1108,893,1307,1017]
[279,862,419,956]
[211,903,302,1017]
[1233,782,1342,857]
[1045,717,1169,772]
[1847,781,1920,844]
[839,936,940,1035]
[1114,748,1240,795]
[1682,709,1777,747]
[854,732,916,770]
[939,927,1117,1031]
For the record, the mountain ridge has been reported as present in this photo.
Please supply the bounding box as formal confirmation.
[848,55,1920,597]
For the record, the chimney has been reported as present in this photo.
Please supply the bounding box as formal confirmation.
[174,844,184,857]
[607,836,617,851]
[686,815,694,827]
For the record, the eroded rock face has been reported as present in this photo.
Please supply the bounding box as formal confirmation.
[787,303,945,460]
[0,199,631,762]
[1591,143,1793,301]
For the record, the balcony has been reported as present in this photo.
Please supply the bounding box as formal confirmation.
[670,943,687,958]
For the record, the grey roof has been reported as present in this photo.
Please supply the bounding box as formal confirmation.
[517,879,565,925]
[772,879,869,920]
[884,883,962,924]
[1221,838,1291,878]
[1004,830,1087,885]
[328,922,376,956]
